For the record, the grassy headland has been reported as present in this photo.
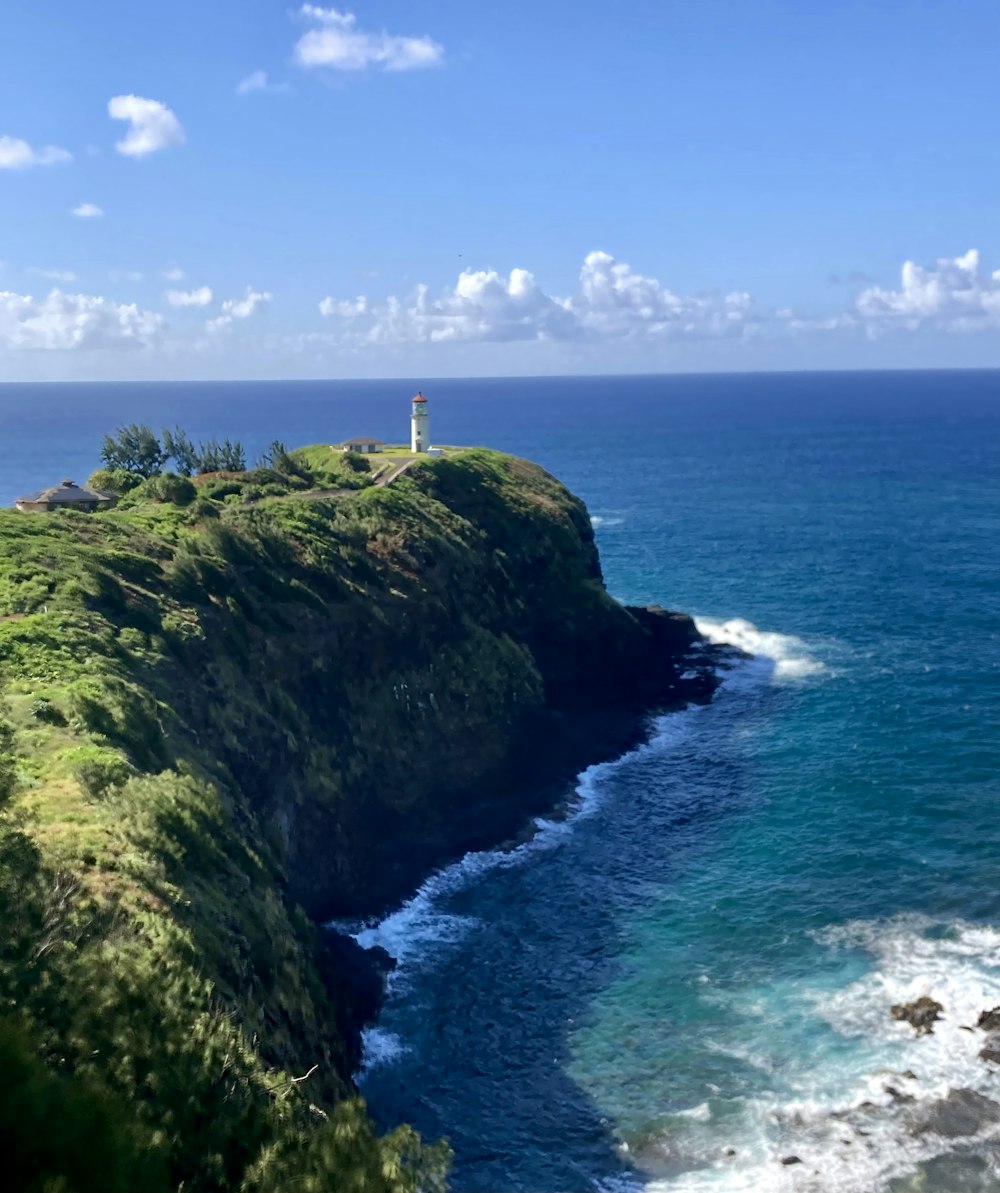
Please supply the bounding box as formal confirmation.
[0,446,707,1191]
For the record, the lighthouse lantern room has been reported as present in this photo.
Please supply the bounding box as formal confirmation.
[410,391,430,453]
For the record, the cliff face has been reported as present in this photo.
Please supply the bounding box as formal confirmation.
[0,449,710,1191]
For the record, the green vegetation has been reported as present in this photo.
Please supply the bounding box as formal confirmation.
[0,444,659,1192]
[101,423,249,480]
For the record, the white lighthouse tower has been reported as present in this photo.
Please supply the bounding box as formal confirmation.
[410,391,429,452]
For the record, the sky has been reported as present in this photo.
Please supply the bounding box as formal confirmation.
[2,0,1000,382]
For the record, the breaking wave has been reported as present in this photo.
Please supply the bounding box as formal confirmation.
[639,916,1000,1192]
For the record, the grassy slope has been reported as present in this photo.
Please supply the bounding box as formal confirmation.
[0,448,629,1192]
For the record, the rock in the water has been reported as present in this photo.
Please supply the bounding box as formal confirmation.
[912,1089,1000,1139]
[977,1006,1000,1032]
[891,996,943,1035]
[780,1155,802,1166]
[979,1043,1000,1065]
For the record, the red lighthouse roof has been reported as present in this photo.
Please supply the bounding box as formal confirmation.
[412,391,428,403]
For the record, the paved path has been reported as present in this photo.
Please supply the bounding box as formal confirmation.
[271,455,419,504]
[372,457,418,486]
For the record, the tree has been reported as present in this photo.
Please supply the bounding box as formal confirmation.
[163,427,200,477]
[100,425,167,479]
[197,438,246,474]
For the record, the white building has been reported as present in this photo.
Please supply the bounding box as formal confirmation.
[411,391,430,452]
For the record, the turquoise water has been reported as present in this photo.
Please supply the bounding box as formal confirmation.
[347,372,1000,1191]
[2,371,998,1190]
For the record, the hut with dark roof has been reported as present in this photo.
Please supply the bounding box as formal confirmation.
[340,437,385,454]
[15,479,118,514]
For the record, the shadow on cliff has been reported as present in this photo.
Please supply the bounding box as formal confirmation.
[357,655,779,1193]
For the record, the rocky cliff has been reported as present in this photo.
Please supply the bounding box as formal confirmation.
[0,448,714,1192]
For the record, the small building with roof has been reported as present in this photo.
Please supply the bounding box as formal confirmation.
[340,437,386,455]
[15,479,118,514]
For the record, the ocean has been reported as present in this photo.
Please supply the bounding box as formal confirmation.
[3,370,999,1191]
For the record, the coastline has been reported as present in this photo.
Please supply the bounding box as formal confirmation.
[327,628,737,1073]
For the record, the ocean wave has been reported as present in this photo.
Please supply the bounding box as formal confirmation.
[694,616,826,683]
[640,915,1000,1192]
[350,710,700,1008]
[358,1025,408,1070]
[344,613,822,1076]
[592,514,627,528]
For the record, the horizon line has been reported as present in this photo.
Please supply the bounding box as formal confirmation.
[2,364,1000,387]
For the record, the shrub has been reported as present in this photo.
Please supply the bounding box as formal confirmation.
[31,698,67,727]
[88,468,144,495]
[187,497,219,522]
[341,451,372,474]
[144,473,197,506]
[75,755,133,799]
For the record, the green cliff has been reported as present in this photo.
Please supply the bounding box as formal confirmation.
[0,448,708,1192]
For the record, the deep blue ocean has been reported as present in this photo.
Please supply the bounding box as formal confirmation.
[2,371,999,1191]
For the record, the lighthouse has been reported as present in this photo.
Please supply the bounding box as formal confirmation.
[410,391,429,453]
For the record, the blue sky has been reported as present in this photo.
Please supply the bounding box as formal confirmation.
[2,0,999,380]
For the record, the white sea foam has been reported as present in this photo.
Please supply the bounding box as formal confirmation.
[640,916,1000,1192]
[694,617,826,683]
[359,1025,407,1069]
[344,613,822,1077]
[350,711,700,1007]
[592,514,627,528]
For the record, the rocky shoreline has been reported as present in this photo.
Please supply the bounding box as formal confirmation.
[327,611,738,1073]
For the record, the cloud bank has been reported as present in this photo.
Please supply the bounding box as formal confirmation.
[856,249,1000,335]
[318,250,755,345]
[295,6,443,72]
[0,289,164,350]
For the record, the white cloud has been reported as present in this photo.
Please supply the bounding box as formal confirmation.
[0,135,72,170]
[72,202,104,219]
[571,250,753,338]
[0,288,164,350]
[207,286,273,332]
[163,267,186,282]
[108,95,185,157]
[166,286,213,307]
[319,295,369,317]
[295,5,443,72]
[318,251,755,345]
[29,267,78,283]
[237,69,268,94]
[855,249,1000,335]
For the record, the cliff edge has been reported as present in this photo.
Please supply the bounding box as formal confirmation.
[0,448,714,1192]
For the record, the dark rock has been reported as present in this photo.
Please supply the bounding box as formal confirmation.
[977,1007,1000,1032]
[902,1070,918,1080]
[979,1044,1000,1065]
[780,1155,802,1166]
[905,1152,991,1192]
[884,1085,915,1104]
[912,1089,1000,1139]
[891,996,943,1036]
